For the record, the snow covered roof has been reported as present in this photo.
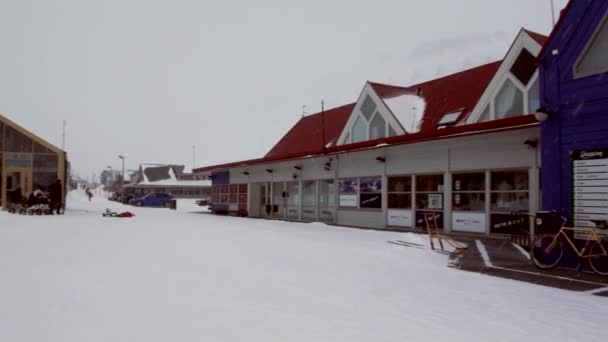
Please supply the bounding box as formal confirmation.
[135,164,210,187]
[382,94,426,133]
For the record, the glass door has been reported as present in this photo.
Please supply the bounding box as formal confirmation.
[272,182,285,219]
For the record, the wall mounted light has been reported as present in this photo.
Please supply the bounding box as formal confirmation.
[265,169,274,173]
[534,107,552,122]
[376,156,386,163]
[243,171,250,176]
[524,139,538,148]
[293,166,302,171]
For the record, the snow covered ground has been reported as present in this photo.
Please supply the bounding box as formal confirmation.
[0,190,605,342]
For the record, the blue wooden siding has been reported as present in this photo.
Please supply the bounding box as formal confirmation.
[540,0,608,221]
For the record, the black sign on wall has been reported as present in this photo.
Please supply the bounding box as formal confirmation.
[360,193,381,209]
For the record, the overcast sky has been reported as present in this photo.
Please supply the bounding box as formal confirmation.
[0,0,568,180]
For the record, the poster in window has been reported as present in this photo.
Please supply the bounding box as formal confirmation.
[339,194,358,207]
[360,177,382,193]
[428,193,443,210]
[339,178,358,194]
[360,193,381,208]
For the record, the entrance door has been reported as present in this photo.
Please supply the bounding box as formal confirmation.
[2,168,32,208]
[259,182,272,218]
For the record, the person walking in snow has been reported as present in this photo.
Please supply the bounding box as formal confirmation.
[85,187,93,202]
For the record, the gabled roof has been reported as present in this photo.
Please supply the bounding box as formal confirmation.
[264,103,355,159]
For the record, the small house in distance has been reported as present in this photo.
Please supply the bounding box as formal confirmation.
[124,164,211,199]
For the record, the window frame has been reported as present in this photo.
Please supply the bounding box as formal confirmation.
[573,9,608,79]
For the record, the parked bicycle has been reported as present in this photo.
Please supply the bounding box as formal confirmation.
[531,214,608,276]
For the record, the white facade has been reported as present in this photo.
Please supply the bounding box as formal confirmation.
[218,126,540,235]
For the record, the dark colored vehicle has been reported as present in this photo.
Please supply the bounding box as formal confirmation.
[129,193,174,207]
[195,199,210,206]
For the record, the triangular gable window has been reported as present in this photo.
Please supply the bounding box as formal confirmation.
[575,12,608,78]
[337,83,407,145]
[465,29,543,123]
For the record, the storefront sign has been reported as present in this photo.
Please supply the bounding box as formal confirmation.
[5,153,32,168]
[339,194,357,207]
[387,209,413,227]
[572,149,608,229]
[452,212,486,233]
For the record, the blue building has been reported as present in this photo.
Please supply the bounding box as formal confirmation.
[539,0,608,228]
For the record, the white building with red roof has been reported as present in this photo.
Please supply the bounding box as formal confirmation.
[194,28,548,236]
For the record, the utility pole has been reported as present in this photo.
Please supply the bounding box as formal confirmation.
[550,0,556,26]
[61,120,66,150]
[321,100,326,154]
[192,145,196,171]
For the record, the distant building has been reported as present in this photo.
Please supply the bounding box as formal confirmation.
[124,164,211,198]
[1,114,68,208]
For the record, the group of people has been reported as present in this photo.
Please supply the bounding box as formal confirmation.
[8,179,64,214]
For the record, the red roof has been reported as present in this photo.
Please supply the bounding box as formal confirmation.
[406,61,501,131]
[264,103,355,159]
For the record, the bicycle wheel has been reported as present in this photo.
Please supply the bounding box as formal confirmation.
[532,235,563,269]
[589,239,608,276]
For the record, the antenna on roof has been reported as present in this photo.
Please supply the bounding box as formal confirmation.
[321,100,327,154]
[550,0,556,26]
[302,105,307,117]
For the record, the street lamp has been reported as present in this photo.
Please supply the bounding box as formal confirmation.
[118,155,125,187]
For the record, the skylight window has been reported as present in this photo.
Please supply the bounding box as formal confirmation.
[437,110,463,128]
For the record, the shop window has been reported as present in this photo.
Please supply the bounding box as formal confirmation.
[369,113,386,140]
[575,13,608,77]
[338,178,358,208]
[360,95,377,120]
[416,175,444,210]
[33,154,59,191]
[452,173,485,212]
[302,181,316,207]
[318,179,335,222]
[352,116,367,143]
[491,171,529,212]
[527,78,540,113]
[359,177,382,209]
[4,125,32,152]
[34,142,54,154]
[495,78,524,119]
[388,176,411,209]
[286,181,299,207]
